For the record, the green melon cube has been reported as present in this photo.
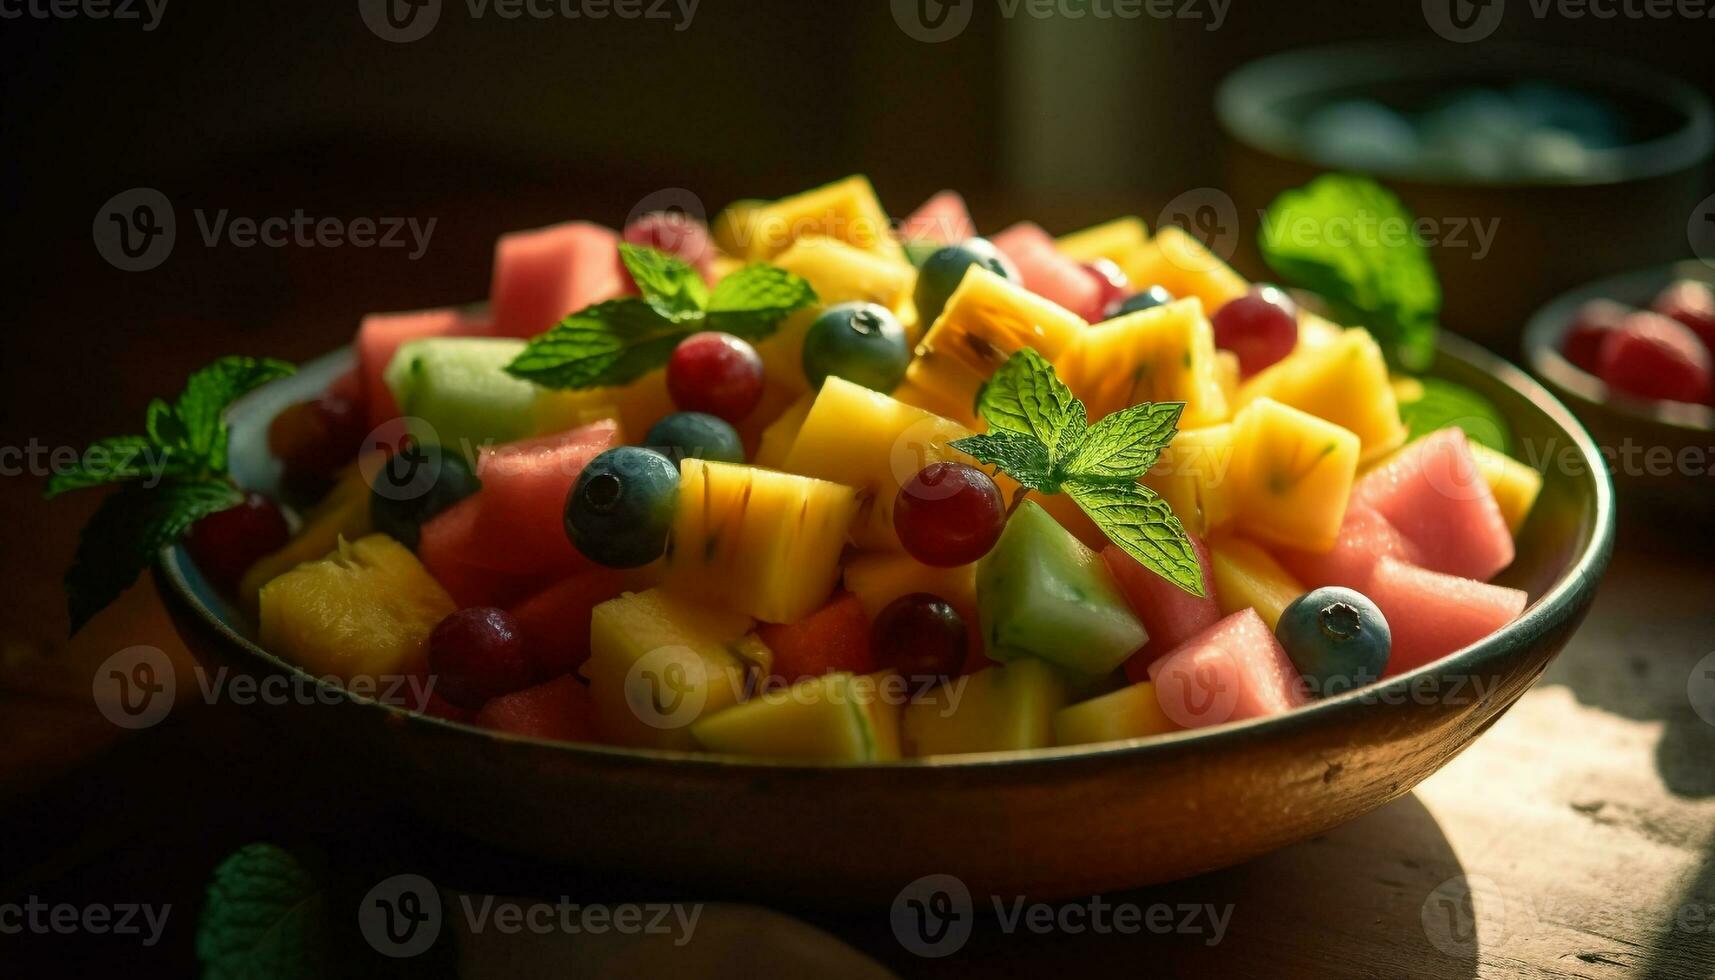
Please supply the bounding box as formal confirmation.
[384,337,542,457]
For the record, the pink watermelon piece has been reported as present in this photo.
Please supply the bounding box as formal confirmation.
[474,675,596,743]
[470,420,619,577]
[900,191,976,244]
[1147,608,1308,729]
[1273,502,1425,592]
[506,569,633,680]
[356,308,485,430]
[417,496,550,608]
[489,221,625,339]
[990,222,1103,322]
[1104,535,1221,684]
[1354,429,1516,581]
[1366,557,1528,677]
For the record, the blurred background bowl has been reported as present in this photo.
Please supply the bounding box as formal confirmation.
[1218,40,1712,354]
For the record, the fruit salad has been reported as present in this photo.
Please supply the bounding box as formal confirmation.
[53,175,1546,762]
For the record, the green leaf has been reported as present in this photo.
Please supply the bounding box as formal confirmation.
[950,431,1057,491]
[1064,401,1184,482]
[44,436,181,499]
[505,298,690,389]
[172,357,296,470]
[1064,479,1205,597]
[974,348,1087,463]
[196,843,330,980]
[619,243,708,318]
[65,480,242,634]
[1397,377,1511,454]
[1258,174,1440,372]
[704,263,819,338]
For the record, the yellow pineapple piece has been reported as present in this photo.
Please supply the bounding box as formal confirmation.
[1214,350,1240,407]
[240,461,375,611]
[711,199,766,257]
[258,534,455,683]
[1055,217,1148,266]
[531,389,624,438]
[1053,681,1177,746]
[753,393,815,469]
[902,659,1069,756]
[1468,443,1543,536]
[1224,398,1360,552]
[844,551,979,624]
[733,380,804,457]
[1141,423,1238,535]
[855,670,906,761]
[1206,532,1305,630]
[1237,328,1408,463]
[752,307,820,398]
[732,176,898,261]
[903,266,1087,427]
[1052,297,1228,426]
[664,460,861,623]
[773,236,915,312]
[1121,226,1249,314]
[582,588,755,750]
[1298,311,1345,350]
[690,672,885,761]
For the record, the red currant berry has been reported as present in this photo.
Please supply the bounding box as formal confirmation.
[894,462,1006,567]
[427,607,536,710]
[184,492,290,593]
[1212,285,1299,377]
[666,332,765,422]
[871,593,969,685]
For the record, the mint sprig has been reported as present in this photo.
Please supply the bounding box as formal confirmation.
[196,843,331,980]
[47,355,294,632]
[506,244,817,390]
[951,350,1204,596]
[1257,174,1440,372]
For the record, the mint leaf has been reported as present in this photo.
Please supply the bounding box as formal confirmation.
[197,843,330,980]
[1065,479,1205,596]
[951,430,1056,491]
[66,480,242,633]
[171,357,296,471]
[1258,174,1440,372]
[975,348,1086,462]
[505,298,688,389]
[704,263,819,338]
[620,243,708,318]
[44,436,181,499]
[1064,401,1183,481]
[1397,378,1511,453]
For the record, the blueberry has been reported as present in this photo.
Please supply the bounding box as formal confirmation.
[802,301,910,392]
[914,238,1020,328]
[1274,586,1391,697]
[646,411,745,465]
[1107,285,1175,319]
[369,443,480,550]
[565,447,679,568]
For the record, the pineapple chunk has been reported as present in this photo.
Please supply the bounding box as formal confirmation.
[753,308,821,397]
[1141,423,1238,534]
[1206,532,1305,630]
[903,266,1086,427]
[753,393,815,469]
[844,551,979,623]
[1214,350,1241,407]
[1298,311,1345,351]
[1469,442,1542,535]
[733,381,805,457]
[855,670,906,761]
[773,236,915,313]
[1053,681,1178,746]
[711,199,766,257]
[240,461,375,611]
[731,176,899,261]
[582,588,756,749]
[1052,297,1228,426]
[902,659,1069,756]
[783,378,973,549]
[664,460,861,623]
[258,534,455,683]
[1225,398,1360,552]
[1055,217,1148,266]
[690,672,886,762]
[532,389,624,439]
[1120,227,1249,314]
[1237,328,1408,463]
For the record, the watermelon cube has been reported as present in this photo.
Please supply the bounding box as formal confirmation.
[474,675,596,743]
[489,222,625,339]
[417,496,548,608]
[755,592,875,684]
[1354,429,1515,581]
[1147,608,1308,729]
[505,569,634,680]
[357,307,484,429]
[1366,557,1528,676]
[470,420,620,577]
[1273,502,1424,592]
[1103,535,1221,684]
[990,222,1102,323]
[900,190,976,244]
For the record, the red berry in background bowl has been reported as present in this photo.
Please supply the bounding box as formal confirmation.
[1212,285,1299,377]
[184,491,290,593]
[1596,312,1713,405]
[427,607,536,711]
[1078,259,1130,322]
[894,462,1006,567]
[621,211,713,279]
[1649,279,1715,355]
[1561,299,1629,375]
[666,331,765,422]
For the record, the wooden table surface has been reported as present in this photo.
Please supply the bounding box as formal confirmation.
[3,168,1713,978]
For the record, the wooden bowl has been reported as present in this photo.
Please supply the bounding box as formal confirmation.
[158,333,1614,903]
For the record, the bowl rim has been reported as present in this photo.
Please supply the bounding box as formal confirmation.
[158,332,1616,773]
[1522,259,1715,433]
[1215,39,1715,189]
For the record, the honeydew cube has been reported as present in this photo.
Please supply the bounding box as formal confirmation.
[902,659,1070,756]
[690,672,885,762]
